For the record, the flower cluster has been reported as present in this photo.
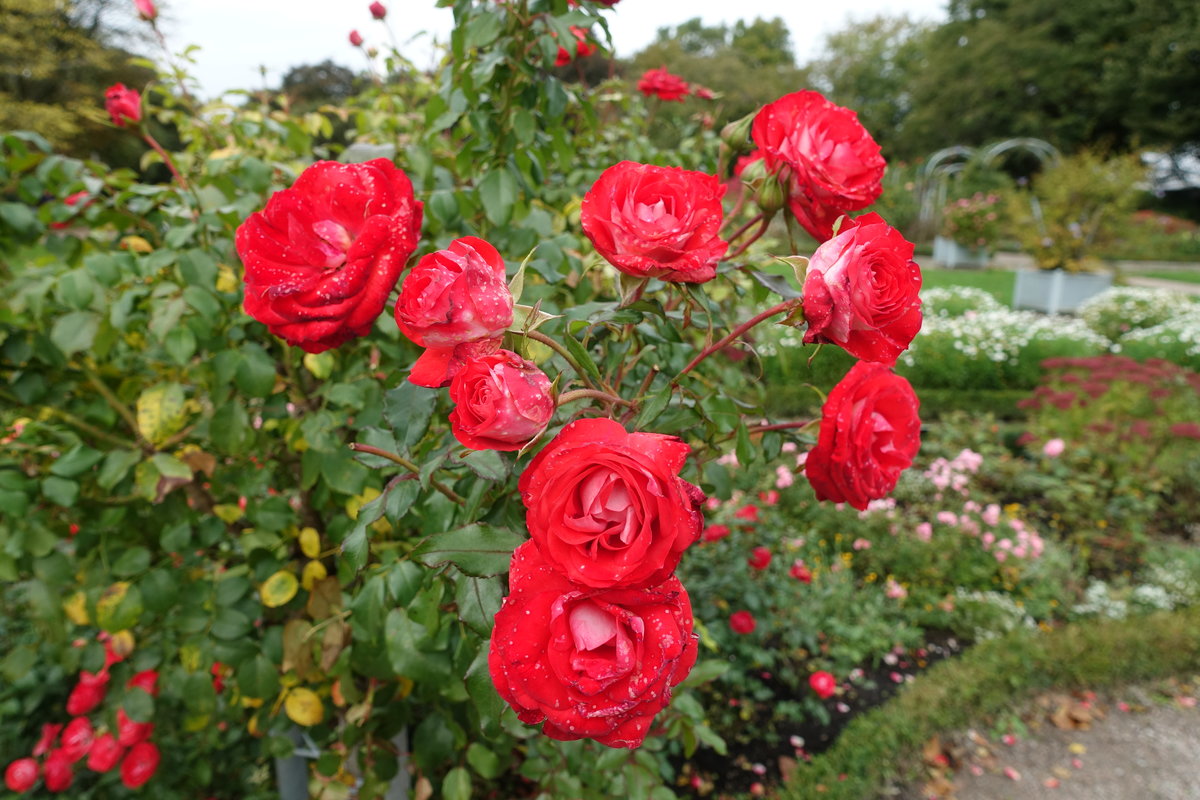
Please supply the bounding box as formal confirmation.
[637,67,690,101]
[1077,286,1197,343]
[940,192,1005,249]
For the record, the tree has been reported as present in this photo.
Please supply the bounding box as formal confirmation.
[280,60,364,110]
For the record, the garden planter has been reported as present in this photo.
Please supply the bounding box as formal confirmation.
[932,235,989,269]
[1012,269,1113,314]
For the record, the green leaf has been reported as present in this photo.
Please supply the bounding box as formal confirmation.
[51,444,104,478]
[679,659,730,688]
[383,382,438,453]
[122,686,155,723]
[464,646,503,738]
[341,523,369,571]
[113,547,151,577]
[635,384,673,429]
[384,608,445,683]
[41,476,79,507]
[97,450,141,490]
[236,344,277,398]
[164,326,197,365]
[454,574,502,637]
[458,450,508,482]
[50,310,100,355]
[443,767,472,800]
[237,654,281,699]
[411,525,524,577]
[2,646,37,683]
[560,333,603,385]
[735,423,754,467]
[321,451,368,496]
[462,11,503,49]
[478,168,518,227]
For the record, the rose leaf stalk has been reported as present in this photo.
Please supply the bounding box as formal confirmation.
[348,443,465,506]
[556,389,631,408]
[673,299,799,381]
[517,330,604,393]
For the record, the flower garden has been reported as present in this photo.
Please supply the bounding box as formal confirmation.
[2,2,1199,799]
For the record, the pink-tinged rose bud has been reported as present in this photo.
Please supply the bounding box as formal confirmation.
[60,717,94,763]
[120,742,160,789]
[4,759,38,793]
[747,546,772,571]
[729,610,756,634]
[127,669,159,697]
[368,1,386,19]
[43,750,74,792]
[885,577,907,599]
[115,709,154,747]
[809,670,837,699]
[395,236,513,387]
[86,734,124,773]
[133,0,157,20]
[637,67,689,101]
[66,670,109,716]
[349,30,364,47]
[104,84,142,127]
[448,350,554,451]
[1042,438,1065,458]
[789,560,812,583]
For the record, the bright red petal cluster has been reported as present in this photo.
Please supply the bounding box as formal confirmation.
[448,350,554,451]
[637,68,689,101]
[104,84,142,127]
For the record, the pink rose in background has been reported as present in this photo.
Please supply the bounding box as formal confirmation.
[448,350,554,451]
[104,84,142,127]
[369,2,387,19]
[349,30,364,46]
[637,68,689,101]
[1043,438,1065,458]
[885,577,907,600]
[809,670,837,699]
[915,522,933,541]
[394,236,513,387]
[802,213,923,365]
[133,0,157,21]
[729,610,757,634]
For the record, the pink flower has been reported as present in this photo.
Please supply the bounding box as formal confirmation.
[133,0,157,21]
[885,577,907,599]
[349,30,364,47]
[775,464,794,488]
[1043,438,1065,458]
[808,670,837,699]
[936,511,958,526]
[982,503,1001,526]
[758,490,780,506]
[852,537,871,551]
[747,546,772,571]
[369,2,387,19]
[915,522,933,541]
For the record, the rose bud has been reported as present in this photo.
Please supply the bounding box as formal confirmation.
[368,1,386,19]
[235,158,422,354]
[120,742,160,790]
[349,29,364,46]
[43,750,74,793]
[116,708,154,747]
[790,560,813,583]
[581,161,728,284]
[747,546,772,571]
[729,610,756,634]
[127,669,159,697]
[489,542,697,748]
[752,89,885,241]
[801,212,922,364]
[520,418,705,589]
[33,723,63,757]
[637,67,689,101]
[133,0,157,20]
[555,26,596,67]
[448,351,554,451]
[809,670,837,699]
[60,717,94,763]
[104,84,142,127]
[86,733,124,773]
[66,670,109,716]
[806,362,920,511]
[394,236,513,388]
[4,759,38,793]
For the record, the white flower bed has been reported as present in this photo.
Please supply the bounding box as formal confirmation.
[898,308,1110,368]
[1120,306,1200,359]
[1078,286,1196,341]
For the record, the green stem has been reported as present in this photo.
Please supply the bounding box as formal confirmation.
[519,330,601,391]
[556,389,631,408]
[348,443,465,506]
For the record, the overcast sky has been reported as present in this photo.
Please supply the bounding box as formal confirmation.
[157,0,948,99]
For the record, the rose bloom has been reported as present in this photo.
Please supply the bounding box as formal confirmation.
[733,504,759,522]
[349,29,364,46]
[805,362,921,511]
[747,546,772,571]
[43,750,73,793]
[789,560,813,583]
[752,90,886,241]
[448,350,554,451]
[127,669,159,697]
[368,1,386,19]
[120,742,160,790]
[701,523,731,542]
[87,734,124,773]
[104,84,142,127]
[60,717,94,763]
[520,418,704,590]
[66,669,109,716]
[802,212,922,364]
[809,670,837,699]
[4,759,38,793]
[1042,438,1065,458]
[236,158,422,354]
[637,67,689,101]
[581,161,728,284]
[489,542,696,749]
[729,610,756,634]
[556,26,596,67]
[33,723,63,757]
[395,236,513,387]
[116,709,154,747]
[133,0,157,20]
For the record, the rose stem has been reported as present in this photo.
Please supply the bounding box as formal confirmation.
[724,212,766,248]
[348,443,466,505]
[141,132,192,193]
[673,299,798,381]
[747,420,817,435]
[517,330,602,392]
[725,215,771,260]
[556,389,632,408]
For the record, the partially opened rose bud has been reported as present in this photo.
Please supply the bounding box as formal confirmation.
[104,84,142,128]
[66,670,109,716]
[809,670,837,699]
[133,0,157,21]
[368,1,386,19]
[448,351,554,451]
[86,734,124,773]
[349,30,364,47]
[60,717,94,763]
[720,111,755,152]
[43,750,74,793]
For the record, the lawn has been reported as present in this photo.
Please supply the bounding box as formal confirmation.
[921,267,1015,306]
[1131,269,1200,285]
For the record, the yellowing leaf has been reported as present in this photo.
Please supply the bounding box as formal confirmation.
[179,643,202,672]
[120,235,153,253]
[261,571,299,608]
[299,527,321,559]
[110,630,136,658]
[184,713,211,732]
[63,592,90,625]
[285,688,325,726]
[213,504,245,523]
[345,487,381,521]
[136,383,187,446]
[303,351,334,380]
[302,560,327,591]
[215,264,240,293]
[1068,743,1087,755]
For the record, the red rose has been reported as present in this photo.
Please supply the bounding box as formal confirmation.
[809,670,837,699]
[752,90,885,241]
[4,759,38,793]
[116,708,155,747]
[702,523,730,542]
[394,236,513,387]
[747,546,772,571]
[581,161,728,284]
[802,212,922,364]
[349,30,364,46]
[60,717,94,763]
[733,504,759,523]
[127,669,159,697]
[104,84,142,128]
[211,662,227,693]
[368,1,386,19]
[805,362,921,511]
[488,542,697,748]
[33,723,63,757]
[86,733,124,773]
[520,418,704,589]
[637,68,689,101]
[134,0,157,20]
[790,560,813,583]
[236,158,422,354]
[43,750,73,793]
[66,670,109,716]
[448,350,554,451]
[729,610,756,634]
[120,742,160,789]
[556,26,596,67]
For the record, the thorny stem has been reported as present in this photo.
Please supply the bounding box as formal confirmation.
[556,389,631,408]
[724,212,766,248]
[746,420,817,435]
[724,215,771,260]
[673,299,798,381]
[348,443,466,506]
[141,132,192,194]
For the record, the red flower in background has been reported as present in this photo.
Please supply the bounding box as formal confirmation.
[747,546,772,571]
[790,560,813,583]
[127,669,159,697]
[236,158,422,354]
[116,709,154,747]
[349,30,364,46]
[752,90,885,241]
[33,723,63,757]
[369,2,387,19]
[60,717,94,763]
[133,0,157,20]
[66,670,109,716]
[809,670,837,699]
[448,350,554,451]
[702,523,731,542]
[729,610,756,634]
[556,26,596,67]
[637,68,689,101]
[43,750,74,792]
[87,733,124,773]
[120,742,160,789]
[4,759,38,793]
[104,84,142,127]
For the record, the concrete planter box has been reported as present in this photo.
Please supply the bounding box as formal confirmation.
[1012,269,1113,314]
[932,235,990,269]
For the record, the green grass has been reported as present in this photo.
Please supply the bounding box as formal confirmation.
[776,608,1200,800]
[1130,269,1200,285]
[920,267,1016,306]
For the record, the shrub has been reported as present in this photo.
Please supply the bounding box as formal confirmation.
[1078,286,1195,341]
